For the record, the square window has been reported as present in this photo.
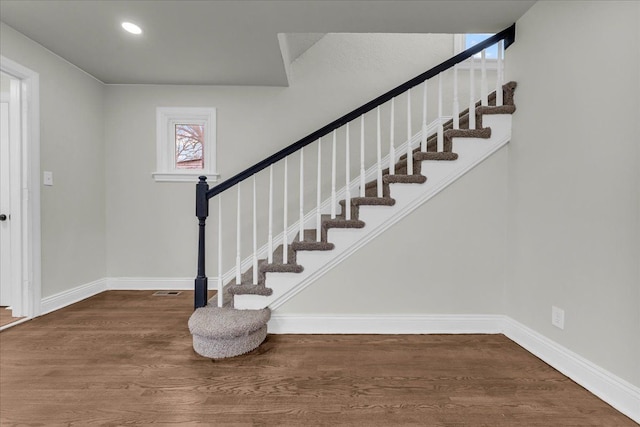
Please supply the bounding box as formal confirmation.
[175,123,204,169]
[154,107,219,182]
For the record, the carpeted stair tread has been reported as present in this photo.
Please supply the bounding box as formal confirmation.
[382,156,424,177]
[364,173,426,189]
[227,284,273,296]
[444,127,491,140]
[385,174,427,184]
[477,105,517,116]
[261,263,304,273]
[189,306,271,359]
[192,325,267,359]
[291,240,335,251]
[414,152,459,161]
[292,229,335,251]
[339,196,396,219]
[321,214,366,230]
[340,196,396,207]
[189,306,271,339]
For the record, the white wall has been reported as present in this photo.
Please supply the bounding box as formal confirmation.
[504,1,640,387]
[0,23,106,298]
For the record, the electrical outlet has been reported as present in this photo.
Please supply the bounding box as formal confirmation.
[552,306,565,330]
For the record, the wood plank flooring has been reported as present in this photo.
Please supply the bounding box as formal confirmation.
[0,291,636,426]
[0,306,24,328]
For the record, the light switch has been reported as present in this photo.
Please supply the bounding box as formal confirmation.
[43,171,53,186]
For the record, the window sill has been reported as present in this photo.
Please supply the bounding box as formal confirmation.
[152,172,220,183]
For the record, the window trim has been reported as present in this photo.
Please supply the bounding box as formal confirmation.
[153,107,219,183]
[453,34,498,70]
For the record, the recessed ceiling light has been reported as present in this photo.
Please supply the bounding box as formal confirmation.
[121,22,142,35]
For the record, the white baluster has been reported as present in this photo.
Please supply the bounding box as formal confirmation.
[437,73,444,152]
[268,165,273,263]
[236,185,241,285]
[331,130,337,219]
[421,82,427,152]
[316,138,322,242]
[389,98,395,174]
[283,157,288,264]
[496,40,504,106]
[469,55,476,130]
[360,115,366,196]
[345,123,351,220]
[481,49,488,106]
[376,106,383,197]
[407,89,413,175]
[453,64,460,130]
[252,175,258,285]
[299,147,304,240]
[217,195,223,307]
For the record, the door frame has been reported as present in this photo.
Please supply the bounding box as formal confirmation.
[0,56,41,319]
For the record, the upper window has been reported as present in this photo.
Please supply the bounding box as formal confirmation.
[154,107,219,182]
[454,33,499,68]
[465,34,498,59]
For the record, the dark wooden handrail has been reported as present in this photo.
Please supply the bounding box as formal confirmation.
[205,24,515,200]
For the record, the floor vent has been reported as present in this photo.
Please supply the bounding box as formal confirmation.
[152,291,182,296]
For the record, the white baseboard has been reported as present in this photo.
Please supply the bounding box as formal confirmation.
[502,317,640,423]
[40,278,107,315]
[268,313,504,334]
[106,277,193,290]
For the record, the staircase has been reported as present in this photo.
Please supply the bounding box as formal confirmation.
[189,26,517,358]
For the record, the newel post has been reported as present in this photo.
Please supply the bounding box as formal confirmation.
[194,176,209,309]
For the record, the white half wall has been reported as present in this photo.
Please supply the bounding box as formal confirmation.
[504,1,640,388]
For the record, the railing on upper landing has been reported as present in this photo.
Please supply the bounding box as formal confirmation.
[194,24,517,309]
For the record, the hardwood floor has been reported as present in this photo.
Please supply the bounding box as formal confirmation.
[0,291,635,426]
[0,306,24,328]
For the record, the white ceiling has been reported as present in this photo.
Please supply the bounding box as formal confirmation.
[0,0,536,86]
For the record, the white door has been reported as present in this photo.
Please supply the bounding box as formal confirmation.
[1,72,22,312]
[0,100,11,306]
[0,58,39,320]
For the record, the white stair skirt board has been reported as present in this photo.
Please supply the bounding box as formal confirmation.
[269,313,640,424]
[234,114,512,310]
